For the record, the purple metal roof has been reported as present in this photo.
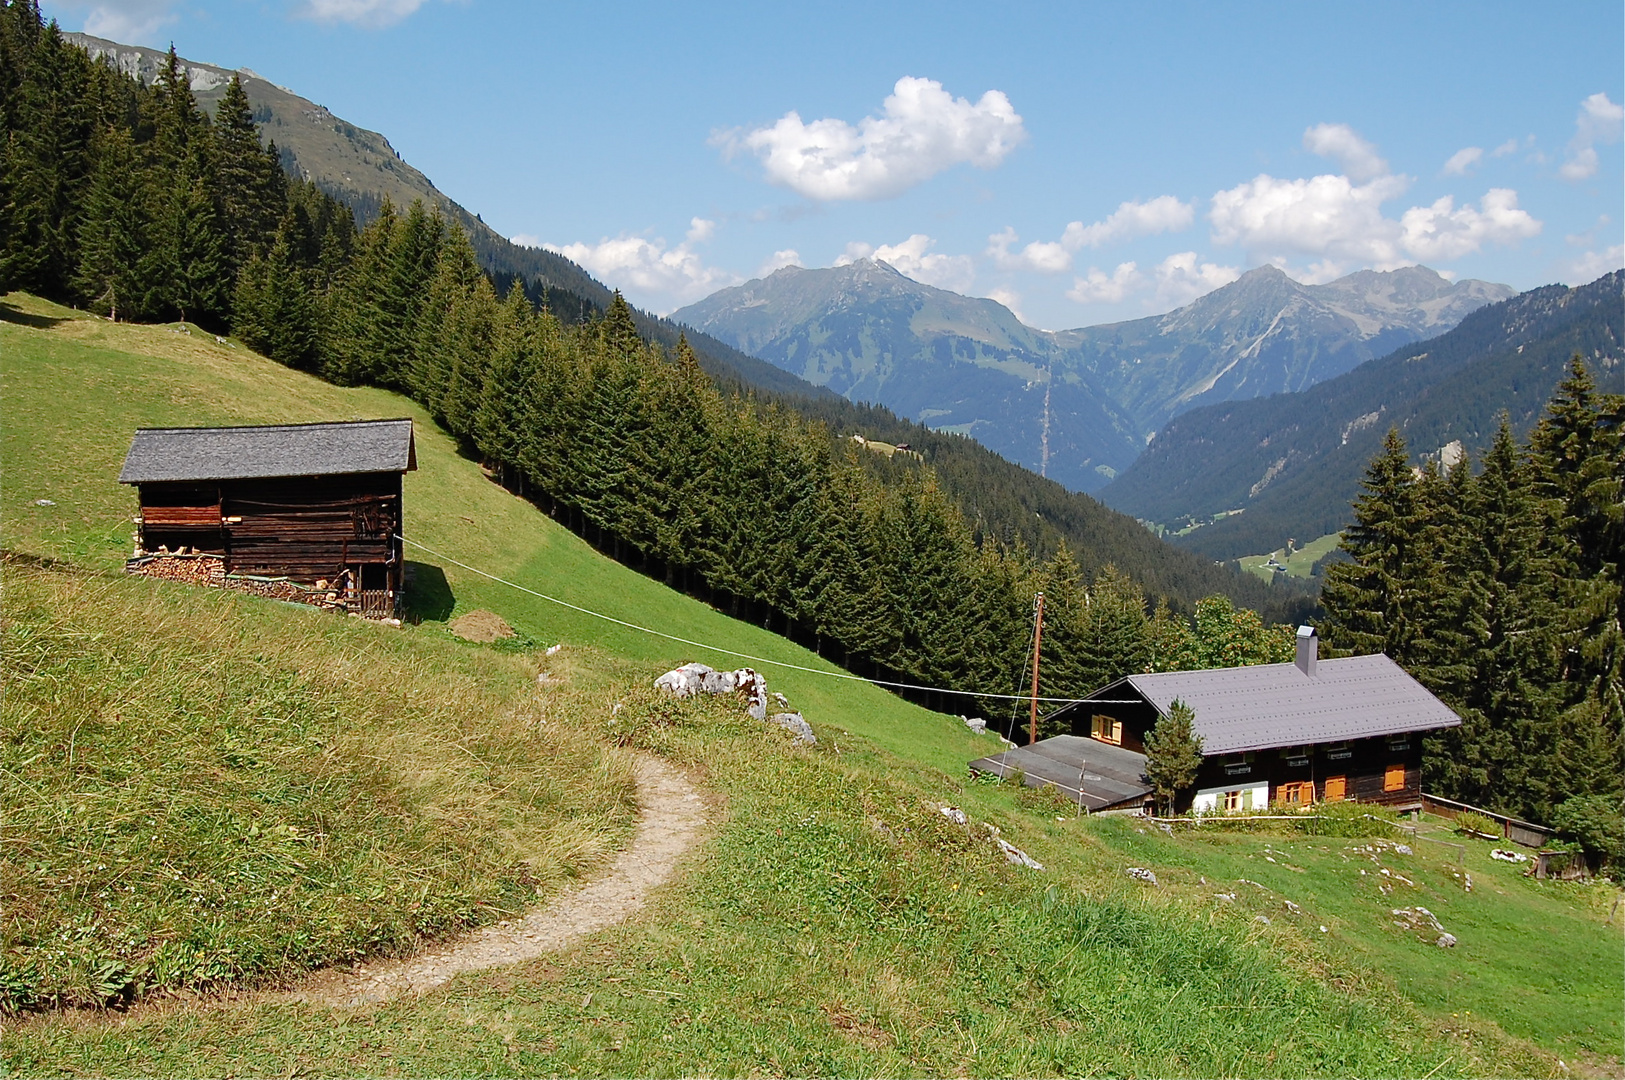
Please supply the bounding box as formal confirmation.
[1096,653,1461,755]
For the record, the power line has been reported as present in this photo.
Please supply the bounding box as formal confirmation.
[397,534,1090,705]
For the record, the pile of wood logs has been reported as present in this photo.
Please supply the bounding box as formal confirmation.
[128,554,308,604]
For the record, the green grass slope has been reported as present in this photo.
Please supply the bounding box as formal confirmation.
[3,294,1613,1076]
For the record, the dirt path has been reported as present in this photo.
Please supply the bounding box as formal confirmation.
[281,754,709,1008]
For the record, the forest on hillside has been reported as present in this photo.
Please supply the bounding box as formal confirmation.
[0,1,1300,622]
[1320,367,1623,844]
[0,1,1302,719]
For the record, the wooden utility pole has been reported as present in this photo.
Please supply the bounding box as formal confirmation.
[1028,591,1046,745]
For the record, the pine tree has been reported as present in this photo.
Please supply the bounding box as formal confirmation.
[600,291,640,358]
[72,124,146,319]
[1320,428,1424,661]
[1143,699,1203,813]
[210,74,282,285]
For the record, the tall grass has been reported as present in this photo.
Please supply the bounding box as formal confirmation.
[0,558,637,1010]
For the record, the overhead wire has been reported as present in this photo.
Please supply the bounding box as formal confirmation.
[397,534,1090,705]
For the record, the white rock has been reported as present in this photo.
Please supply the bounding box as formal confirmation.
[546,644,562,656]
[996,837,1043,870]
[1395,844,1413,855]
[963,716,987,733]
[768,712,815,745]
[1490,849,1528,863]
[1126,867,1158,886]
[938,806,968,826]
[1436,933,1457,947]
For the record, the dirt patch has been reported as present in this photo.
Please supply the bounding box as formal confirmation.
[282,754,710,1007]
[449,609,515,643]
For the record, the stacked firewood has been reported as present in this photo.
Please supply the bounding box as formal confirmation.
[130,554,228,586]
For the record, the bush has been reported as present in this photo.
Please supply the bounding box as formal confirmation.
[1454,810,1499,839]
[1551,795,1625,867]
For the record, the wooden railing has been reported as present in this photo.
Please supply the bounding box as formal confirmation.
[1420,792,1554,849]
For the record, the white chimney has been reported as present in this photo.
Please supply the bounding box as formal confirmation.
[1295,625,1318,676]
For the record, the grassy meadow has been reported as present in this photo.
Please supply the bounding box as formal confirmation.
[1238,532,1343,583]
[2,294,1618,1076]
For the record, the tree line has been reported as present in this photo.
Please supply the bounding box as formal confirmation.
[0,1,1292,722]
[1320,362,1623,837]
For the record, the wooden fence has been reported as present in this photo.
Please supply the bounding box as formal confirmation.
[1420,791,1554,849]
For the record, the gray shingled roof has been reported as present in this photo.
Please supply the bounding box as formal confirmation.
[1079,654,1460,755]
[969,735,1151,811]
[119,420,416,483]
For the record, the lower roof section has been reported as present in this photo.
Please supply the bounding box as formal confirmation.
[970,735,1152,811]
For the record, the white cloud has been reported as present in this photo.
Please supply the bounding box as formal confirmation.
[987,227,1072,274]
[713,76,1026,201]
[1153,252,1241,307]
[757,249,802,276]
[685,217,716,244]
[1210,171,1411,265]
[1303,122,1389,183]
[1399,189,1542,261]
[297,0,430,27]
[835,234,975,292]
[1442,146,1483,176]
[988,196,1194,274]
[1211,127,1541,268]
[1063,196,1195,249]
[1561,93,1623,180]
[984,287,1028,323]
[81,0,175,41]
[1491,138,1519,158]
[544,226,739,313]
[1557,244,1624,285]
[1066,262,1143,304]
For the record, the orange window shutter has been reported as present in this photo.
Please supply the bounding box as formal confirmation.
[1324,776,1346,801]
[1384,764,1406,792]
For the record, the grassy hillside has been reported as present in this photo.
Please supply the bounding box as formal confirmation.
[2,295,1613,1076]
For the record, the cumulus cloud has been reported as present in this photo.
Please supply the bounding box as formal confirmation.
[1560,92,1623,181]
[1210,171,1411,265]
[1557,244,1624,285]
[984,287,1028,323]
[79,0,175,41]
[1399,189,1542,261]
[297,0,431,27]
[757,249,802,276]
[1210,125,1541,268]
[1066,262,1143,304]
[542,223,739,313]
[988,196,1194,273]
[1303,122,1389,183]
[836,234,976,292]
[1442,146,1483,176]
[1153,252,1241,307]
[1491,138,1520,158]
[713,76,1026,201]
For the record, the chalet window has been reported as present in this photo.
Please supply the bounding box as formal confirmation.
[1223,789,1242,812]
[1280,745,1309,766]
[1222,752,1253,775]
[1323,775,1347,801]
[1383,763,1406,792]
[1324,741,1353,761]
[1386,734,1410,752]
[1277,781,1313,806]
[1091,714,1122,745]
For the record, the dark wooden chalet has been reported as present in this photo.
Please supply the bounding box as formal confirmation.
[119,419,415,612]
[971,627,1462,814]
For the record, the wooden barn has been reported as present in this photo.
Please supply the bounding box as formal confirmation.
[119,419,415,613]
[971,627,1462,814]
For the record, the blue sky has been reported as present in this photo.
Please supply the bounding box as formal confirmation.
[44,0,1625,327]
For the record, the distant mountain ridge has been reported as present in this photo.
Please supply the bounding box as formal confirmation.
[676,261,1513,492]
[1059,264,1514,435]
[1099,270,1624,561]
[676,259,1144,492]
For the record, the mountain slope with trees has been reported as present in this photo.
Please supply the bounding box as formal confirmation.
[1,3,1303,722]
[22,15,1291,619]
[1101,272,1624,561]
[1318,360,1622,841]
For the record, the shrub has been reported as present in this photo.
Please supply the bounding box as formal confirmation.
[1551,795,1625,868]
[1454,810,1499,839]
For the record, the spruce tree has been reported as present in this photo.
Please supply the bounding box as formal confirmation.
[1143,699,1203,813]
[72,124,146,320]
[600,291,640,358]
[1320,428,1423,661]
